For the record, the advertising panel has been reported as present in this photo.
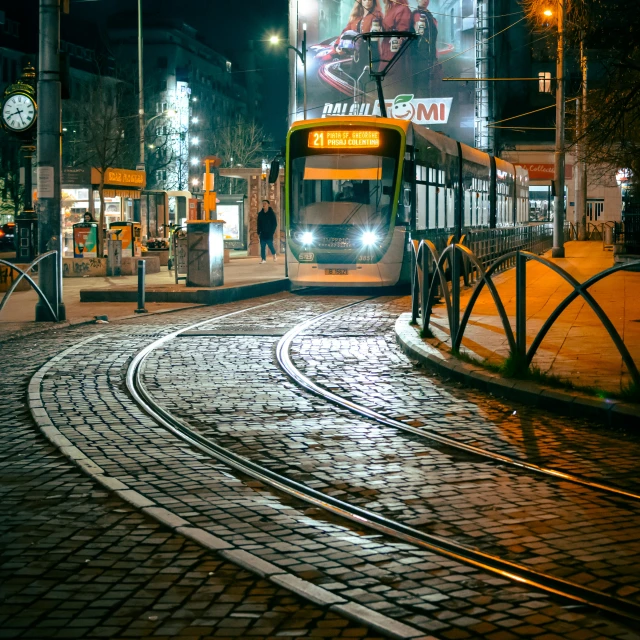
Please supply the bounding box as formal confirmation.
[73,224,98,258]
[292,0,476,146]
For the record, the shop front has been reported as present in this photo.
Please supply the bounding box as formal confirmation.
[61,167,146,255]
[503,148,622,225]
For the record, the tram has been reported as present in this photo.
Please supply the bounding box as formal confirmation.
[285,116,529,288]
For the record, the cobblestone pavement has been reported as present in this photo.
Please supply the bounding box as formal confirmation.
[1,297,384,639]
[137,295,640,610]
[7,293,640,638]
[288,296,640,491]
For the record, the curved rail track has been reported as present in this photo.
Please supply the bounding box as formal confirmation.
[126,296,640,625]
[277,300,640,504]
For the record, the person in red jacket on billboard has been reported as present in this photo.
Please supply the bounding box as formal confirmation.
[380,0,412,66]
[335,0,383,55]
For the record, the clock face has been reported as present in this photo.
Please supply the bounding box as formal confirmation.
[2,93,36,132]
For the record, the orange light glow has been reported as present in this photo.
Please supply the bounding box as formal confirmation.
[543,9,553,16]
[303,166,383,180]
[308,130,380,149]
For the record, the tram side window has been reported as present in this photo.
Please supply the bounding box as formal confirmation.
[428,184,437,228]
[416,183,427,230]
[446,187,454,228]
[464,189,471,226]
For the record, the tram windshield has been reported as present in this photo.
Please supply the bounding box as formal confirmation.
[290,155,397,228]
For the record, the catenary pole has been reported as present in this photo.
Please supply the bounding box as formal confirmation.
[552,0,565,258]
[138,0,145,166]
[36,0,65,321]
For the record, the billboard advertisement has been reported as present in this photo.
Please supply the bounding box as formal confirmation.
[291,0,476,146]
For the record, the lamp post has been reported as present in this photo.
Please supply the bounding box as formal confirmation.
[551,0,565,258]
[270,25,307,119]
[138,0,145,169]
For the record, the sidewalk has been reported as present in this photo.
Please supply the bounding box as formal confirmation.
[427,241,640,394]
[0,256,286,340]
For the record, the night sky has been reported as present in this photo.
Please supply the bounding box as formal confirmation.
[70,0,290,141]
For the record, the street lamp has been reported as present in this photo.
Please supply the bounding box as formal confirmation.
[270,25,307,119]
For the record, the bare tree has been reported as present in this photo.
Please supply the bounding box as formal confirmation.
[64,71,136,254]
[520,0,640,188]
[213,116,270,193]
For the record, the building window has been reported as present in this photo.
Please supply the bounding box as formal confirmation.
[156,170,167,182]
[538,71,552,93]
[226,61,232,73]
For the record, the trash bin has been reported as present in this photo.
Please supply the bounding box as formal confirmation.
[603,225,613,247]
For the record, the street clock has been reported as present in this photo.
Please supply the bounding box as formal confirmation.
[1,62,37,137]
[2,93,36,132]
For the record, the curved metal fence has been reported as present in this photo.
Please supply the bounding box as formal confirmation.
[410,240,640,386]
[0,251,60,322]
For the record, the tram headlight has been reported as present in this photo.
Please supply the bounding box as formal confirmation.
[301,231,314,245]
[361,231,379,247]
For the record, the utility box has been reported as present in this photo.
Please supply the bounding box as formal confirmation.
[186,220,224,287]
[107,239,122,276]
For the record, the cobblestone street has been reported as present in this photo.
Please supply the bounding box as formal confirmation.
[2,293,640,639]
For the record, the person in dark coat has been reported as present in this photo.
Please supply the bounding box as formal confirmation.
[257,199,278,262]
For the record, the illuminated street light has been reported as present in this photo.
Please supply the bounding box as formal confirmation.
[192,178,199,186]
[543,9,553,16]
[190,157,199,166]
[192,137,199,146]
[269,25,307,119]
[148,144,155,149]
[192,117,199,124]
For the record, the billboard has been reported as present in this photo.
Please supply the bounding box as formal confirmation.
[291,0,476,146]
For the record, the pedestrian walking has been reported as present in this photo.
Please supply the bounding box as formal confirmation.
[257,199,278,263]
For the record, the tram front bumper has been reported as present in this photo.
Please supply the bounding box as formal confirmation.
[287,262,402,287]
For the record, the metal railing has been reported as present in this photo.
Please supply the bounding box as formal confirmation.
[410,240,640,387]
[614,215,640,252]
[0,251,61,321]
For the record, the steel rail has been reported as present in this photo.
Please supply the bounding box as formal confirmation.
[276,302,640,504]
[126,298,640,624]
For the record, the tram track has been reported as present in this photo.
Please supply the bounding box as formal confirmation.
[126,295,640,626]
[277,300,640,504]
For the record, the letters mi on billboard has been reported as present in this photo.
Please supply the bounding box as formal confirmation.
[291,0,476,146]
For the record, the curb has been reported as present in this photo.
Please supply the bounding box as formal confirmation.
[395,313,640,429]
[0,302,208,346]
[28,337,432,640]
[80,278,290,304]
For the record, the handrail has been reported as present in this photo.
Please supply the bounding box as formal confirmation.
[410,239,640,387]
[0,251,60,321]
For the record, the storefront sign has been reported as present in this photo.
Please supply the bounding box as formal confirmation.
[518,163,573,180]
[63,166,91,186]
[102,188,141,199]
[91,167,146,189]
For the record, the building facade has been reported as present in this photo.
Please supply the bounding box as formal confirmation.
[108,16,258,197]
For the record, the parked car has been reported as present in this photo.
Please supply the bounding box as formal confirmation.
[0,223,15,251]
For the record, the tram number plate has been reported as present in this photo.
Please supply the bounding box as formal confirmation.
[325,268,349,275]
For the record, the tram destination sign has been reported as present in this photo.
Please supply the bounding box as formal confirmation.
[308,129,380,149]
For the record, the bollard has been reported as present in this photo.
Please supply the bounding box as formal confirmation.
[135,259,148,314]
